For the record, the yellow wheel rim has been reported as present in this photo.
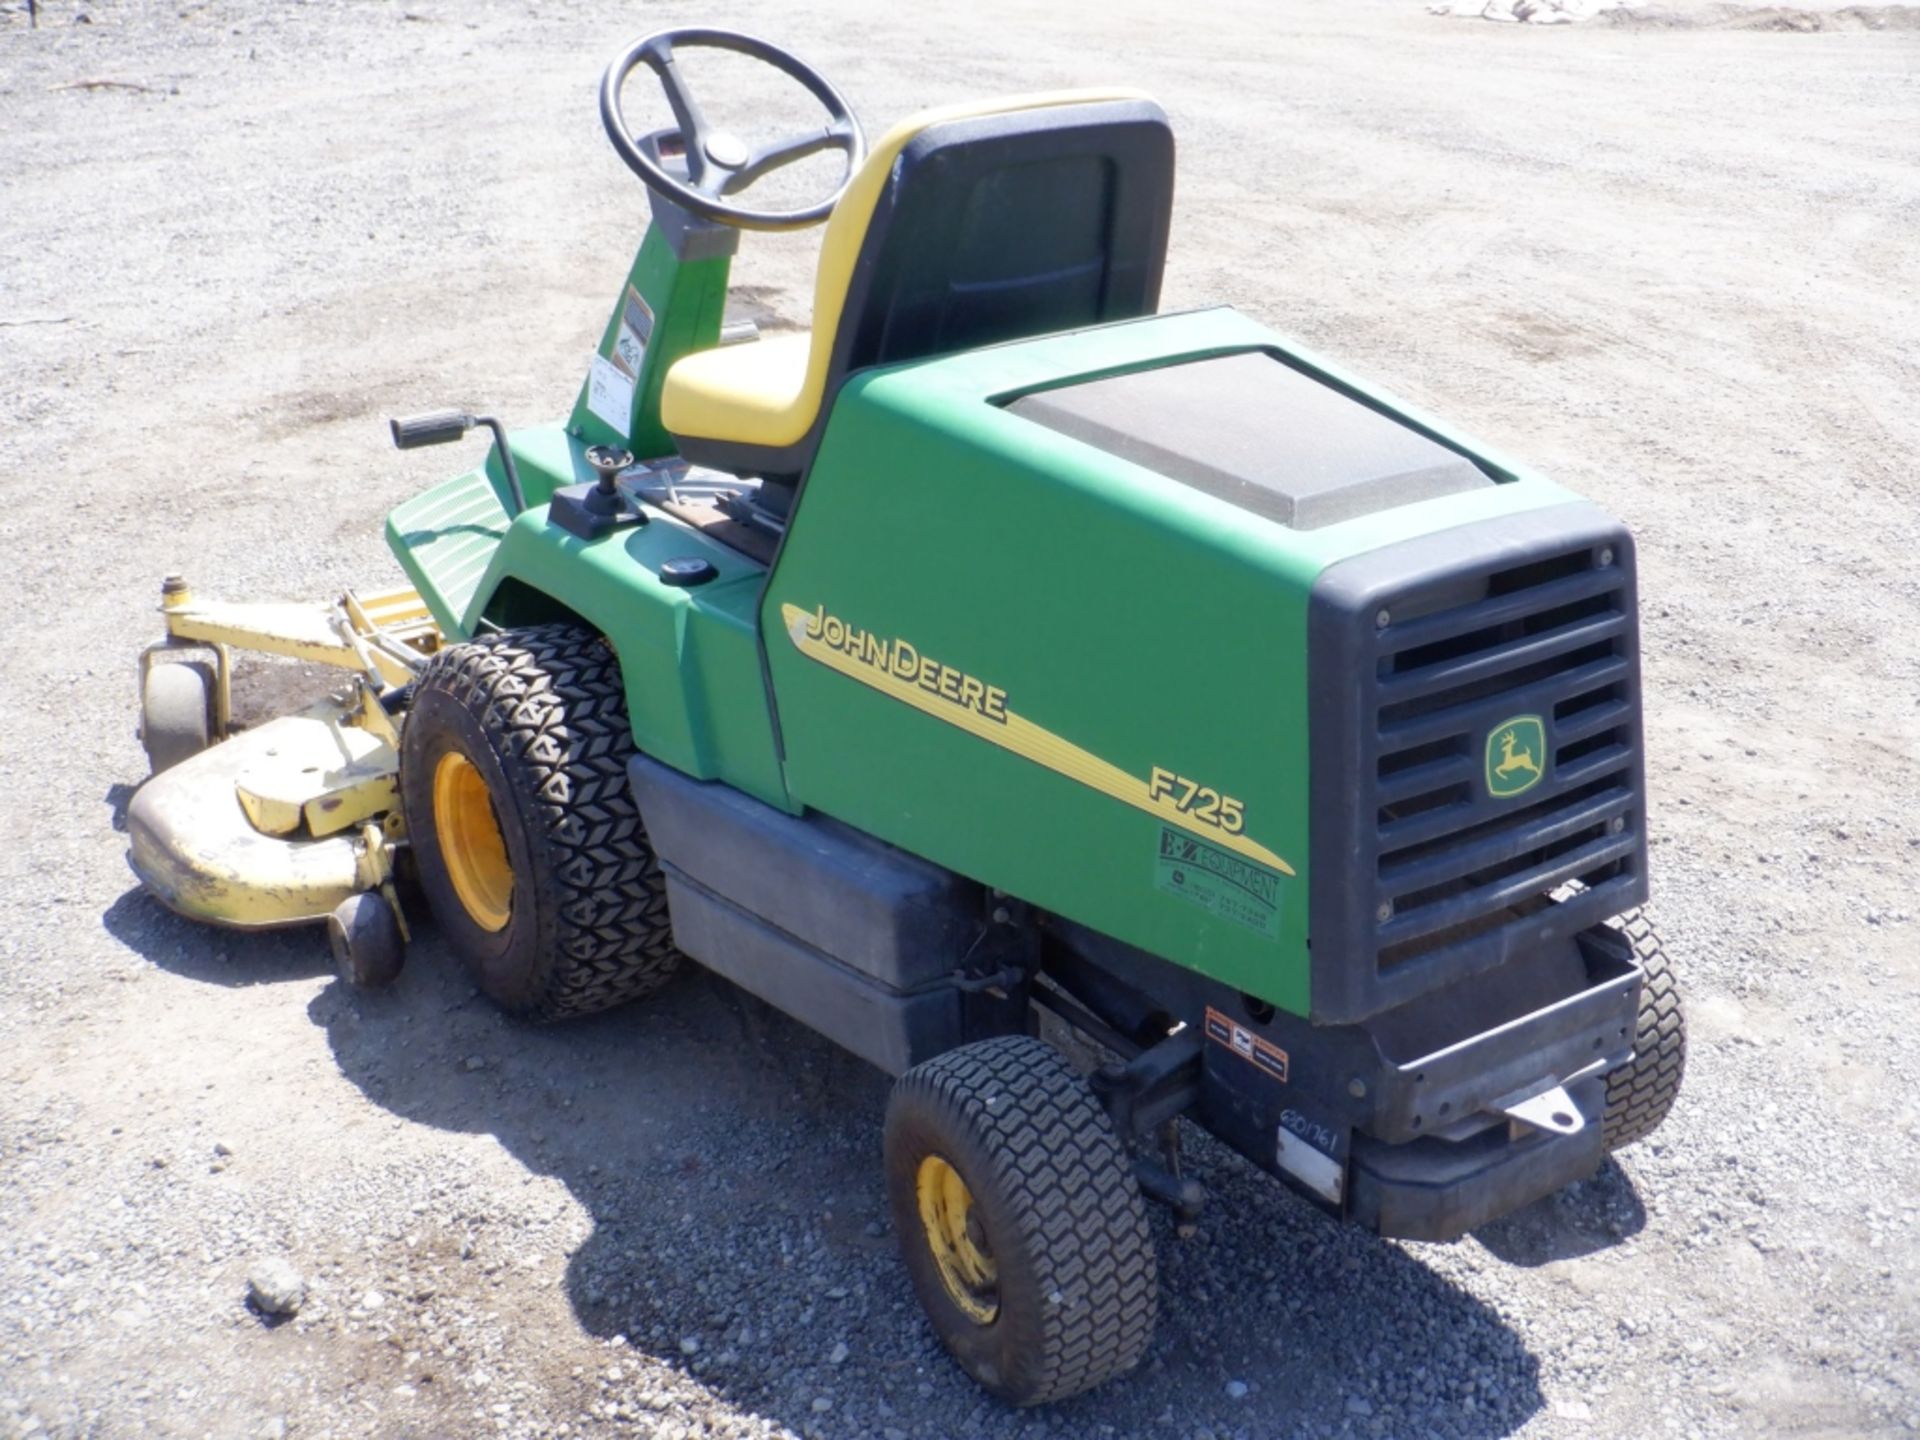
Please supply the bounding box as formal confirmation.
[916,1153,998,1324]
[432,751,513,932]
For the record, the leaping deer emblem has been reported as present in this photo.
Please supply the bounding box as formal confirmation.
[1494,729,1541,781]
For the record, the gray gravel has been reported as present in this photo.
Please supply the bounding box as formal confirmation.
[3,0,1919,1437]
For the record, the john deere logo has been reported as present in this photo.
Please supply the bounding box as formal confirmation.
[1486,715,1546,799]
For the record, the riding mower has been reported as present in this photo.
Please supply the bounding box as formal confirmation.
[126,27,1686,1405]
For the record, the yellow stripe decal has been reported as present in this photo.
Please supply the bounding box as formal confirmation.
[782,604,1294,877]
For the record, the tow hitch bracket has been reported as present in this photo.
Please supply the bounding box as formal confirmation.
[1494,1081,1586,1137]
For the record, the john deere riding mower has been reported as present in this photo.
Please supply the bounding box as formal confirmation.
[127,28,1686,1404]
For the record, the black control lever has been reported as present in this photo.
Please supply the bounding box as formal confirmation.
[388,410,527,517]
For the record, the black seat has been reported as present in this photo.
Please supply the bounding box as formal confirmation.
[660,94,1175,479]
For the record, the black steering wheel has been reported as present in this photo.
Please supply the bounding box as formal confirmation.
[600,28,867,233]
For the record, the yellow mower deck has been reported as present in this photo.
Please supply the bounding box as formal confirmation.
[128,579,437,931]
[127,697,401,927]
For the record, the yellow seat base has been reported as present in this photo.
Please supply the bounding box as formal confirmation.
[662,331,816,451]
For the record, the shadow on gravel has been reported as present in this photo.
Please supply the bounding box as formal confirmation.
[1472,1159,1647,1266]
[102,885,334,988]
[112,878,1551,1438]
[287,921,1550,1440]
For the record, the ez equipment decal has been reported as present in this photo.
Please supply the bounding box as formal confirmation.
[783,603,1294,876]
[1155,827,1283,938]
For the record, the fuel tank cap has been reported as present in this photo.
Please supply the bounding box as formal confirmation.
[659,556,718,587]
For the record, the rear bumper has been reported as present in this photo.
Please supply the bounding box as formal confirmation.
[1337,925,1635,1239]
[1347,1074,1607,1241]
[1174,919,1637,1242]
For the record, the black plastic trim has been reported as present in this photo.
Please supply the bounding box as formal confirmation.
[659,869,965,1075]
[1347,1074,1608,1241]
[1307,502,1648,1024]
[628,754,984,994]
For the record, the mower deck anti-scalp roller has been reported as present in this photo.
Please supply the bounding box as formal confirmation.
[127,23,1686,1407]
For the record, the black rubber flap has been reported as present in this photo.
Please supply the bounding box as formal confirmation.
[1006,351,1492,530]
[627,754,978,993]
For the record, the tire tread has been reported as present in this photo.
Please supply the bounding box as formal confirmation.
[412,625,678,1020]
[1603,909,1686,1149]
[889,1035,1156,1404]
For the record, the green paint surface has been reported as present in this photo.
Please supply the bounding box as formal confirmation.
[390,281,1585,1016]
[567,225,734,458]
[760,307,1579,1014]
[387,424,788,811]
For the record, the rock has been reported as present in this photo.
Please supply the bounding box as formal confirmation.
[829,1342,849,1365]
[811,1396,834,1414]
[357,1289,386,1311]
[213,1141,234,1158]
[678,1336,700,1356]
[1346,1396,1374,1417]
[463,1055,486,1072]
[1225,1380,1249,1400]
[247,1258,306,1317]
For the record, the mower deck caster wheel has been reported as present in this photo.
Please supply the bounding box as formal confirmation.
[140,659,215,775]
[329,892,404,989]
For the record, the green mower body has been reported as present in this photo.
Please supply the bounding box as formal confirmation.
[386,261,1658,1229]
[393,302,1629,1025]
[349,30,1687,1403]
[121,30,1685,1405]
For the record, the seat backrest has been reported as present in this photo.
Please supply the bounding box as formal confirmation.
[670,91,1175,480]
[819,93,1175,379]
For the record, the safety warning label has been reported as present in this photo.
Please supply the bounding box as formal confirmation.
[1203,1006,1289,1083]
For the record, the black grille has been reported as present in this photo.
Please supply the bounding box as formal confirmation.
[1308,504,1647,1023]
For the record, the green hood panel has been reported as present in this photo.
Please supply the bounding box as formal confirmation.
[763,307,1578,1014]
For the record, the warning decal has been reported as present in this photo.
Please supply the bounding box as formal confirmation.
[610,284,653,379]
[1203,1006,1289,1083]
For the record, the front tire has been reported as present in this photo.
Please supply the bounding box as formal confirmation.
[883,1036,1157,1405]
[399,624,679,1021]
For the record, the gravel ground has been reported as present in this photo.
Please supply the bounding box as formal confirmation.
[3,1,1918,1437]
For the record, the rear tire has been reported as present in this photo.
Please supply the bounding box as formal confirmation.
[883,1035,1157,1405]
[1602,910,1686,1150]
[140,659,215,775]
[400,624,680,1021]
